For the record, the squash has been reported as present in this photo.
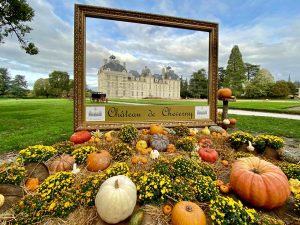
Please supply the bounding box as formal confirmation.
[201,126,210,135]
[149,124,164,135]
[198,148,218,163]
[150,134,169,151]
[86,150,112,172]
[163,204,173,215]
[229,118,237,125]
[136,140,148,151]
[221,160,229,166]
[223,119,230,125]
[129,210,144,225]
[166,144,176,153]
[217,88,232,100]
[95,175,137,224]
[131,156,140,164]
[198,138,213,147]
[25,178,39,191]
[70,130,91,144]
[49,154,75,172]
[219,184,230,194]
[230,157,290,209]
[172,201,206,225]
[0,194,5,208]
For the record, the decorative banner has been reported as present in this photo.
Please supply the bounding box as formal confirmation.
[85,105,209,122]
[86,106,105,121]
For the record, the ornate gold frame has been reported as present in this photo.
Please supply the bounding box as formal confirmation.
[74,4,218,131]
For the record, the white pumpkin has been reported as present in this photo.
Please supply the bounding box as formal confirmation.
[223,119,230,125]
[0,194,5,208]
[95,175,137,224]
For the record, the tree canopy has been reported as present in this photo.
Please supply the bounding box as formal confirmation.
[189,69,208,98]
[10,74,28,98]
[0,0,38,54]
[224,45,246,96]
[0,67,11,95]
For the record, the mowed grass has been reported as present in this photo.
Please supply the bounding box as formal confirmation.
[0,98,299,154]
[0,99,73,154]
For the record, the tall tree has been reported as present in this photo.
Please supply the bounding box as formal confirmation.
[0,67,11,95]
[287,81,297,96]
[180,77,190,98]
[245,63,260,81]
[218,67,226,88]
[48,71,70,97]
[224,45,246,96]
[0,0,38,54]
[33,78,50,97]
[245,68,275,98]
[189,69,208,98]
[271,80,290,97]
[10,74,27,98]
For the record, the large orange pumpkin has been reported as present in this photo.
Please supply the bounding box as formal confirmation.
[149,124,164,135]
[171,201,206,225]
[70,130,91,144]
[230,157,290,209]
[86,150,112,172]
[217,88,232,100]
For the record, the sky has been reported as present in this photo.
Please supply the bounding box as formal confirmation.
[1,0,300,90]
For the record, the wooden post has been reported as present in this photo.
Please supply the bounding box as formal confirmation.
[222,100,228,120]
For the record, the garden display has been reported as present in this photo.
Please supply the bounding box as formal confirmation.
[0,125,299,225]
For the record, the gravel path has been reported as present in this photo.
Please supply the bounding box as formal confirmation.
[229,109,300,120]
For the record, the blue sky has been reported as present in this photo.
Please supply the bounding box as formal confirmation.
[0,0,300,89]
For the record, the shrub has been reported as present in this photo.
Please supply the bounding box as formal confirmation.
[0,162,25,185]
[17,145,57,163]
[228,132,254,149]
[118,124,138,143]
[110,143,133,161]
[71,146,97,164]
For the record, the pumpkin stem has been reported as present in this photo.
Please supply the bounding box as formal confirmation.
[185,205,193,212]
[252,168,260,174]
[114,179,119,189]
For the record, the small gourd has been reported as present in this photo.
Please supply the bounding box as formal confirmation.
[201,126,210,135]
[0,194,5,208]
[150,150,160,160]
[129,210,145,225]
[223,119,230,125]
[136,140,148,151]
[25,178,39,191]
[163,203,173,215]
[247,141,255,152]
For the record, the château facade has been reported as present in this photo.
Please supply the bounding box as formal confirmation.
[97,55,181,99]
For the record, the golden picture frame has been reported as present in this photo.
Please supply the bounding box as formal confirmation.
[74,4,218,131]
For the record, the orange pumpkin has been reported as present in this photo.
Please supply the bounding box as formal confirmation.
[25,178,39,191]
[216,179,224,187]
[217,88,232,100]
[172,201,206,225]
[219,184,230,194]
[149,124,164,135]
[140,157,148,164]
[131,156,140,164]
[230,157,290,209]
[221,160,229,166]
[229,118,237,125]
[70,130,91,144]
[49,154,75,172]
[163,204,173,215]
[86,150,112,172]
[166,144,176,153]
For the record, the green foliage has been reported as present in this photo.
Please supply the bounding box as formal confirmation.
[294,193,300,214]
[198,161,217,180]
[48,71,70,97]
[105,162,130,177]
[52,141,75,155]
[254,134,285,151]
[0,0,38,55]
[175,136,197,152]
[271,80,290,97]
[209,196,259,225]
[173,156,202,179]
[279,162,300,180]
[17,145,57,163]
[71,146,97,164]
[10,75,28,98]
[135,171,172,203]
[110,143,133,161]
[152,158,173,177]
[118,124,138,143]
[189,69,208,98]
[191,175,218,201]
[0,162,25,185]
[0,68,11,95]
[224,45,246,96]
[228,131,254,149]
[168,177,195,201]
[180,78,191,98]
[245,63,260,81]
[173,125,190,137]
[33,78,50,97]
[218,67,226,88]
[233,152,255,159]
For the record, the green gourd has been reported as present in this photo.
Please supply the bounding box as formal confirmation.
[129,210,144,225]
[150,134,170,151]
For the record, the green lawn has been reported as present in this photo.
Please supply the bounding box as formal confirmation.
[0,98,299,154]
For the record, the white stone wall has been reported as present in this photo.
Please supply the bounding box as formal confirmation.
[98,70,180,99]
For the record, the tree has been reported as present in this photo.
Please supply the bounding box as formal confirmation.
[0,67,11,95]
[218,67,226,88]
[48,71,70,97]
[10,74,28,98]
[180,77,190,98]
[271,80,290,98]
[224,45,246,96]
[0,0,38,54]
[33,78,50,97]
[287,81,297,96]
[245,63,260,81]
[189,69,208,98]
[244,68,275,98]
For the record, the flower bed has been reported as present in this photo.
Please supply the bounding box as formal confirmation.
[0,125,299,225]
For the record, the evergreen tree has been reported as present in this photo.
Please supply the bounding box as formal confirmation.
[224,45,246,96]
[189,69,208,98]
[10,75,28,98]
[0,68,11,95]
[245,63,260,81]
[218,67,226,88]
[180,77,190,98]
